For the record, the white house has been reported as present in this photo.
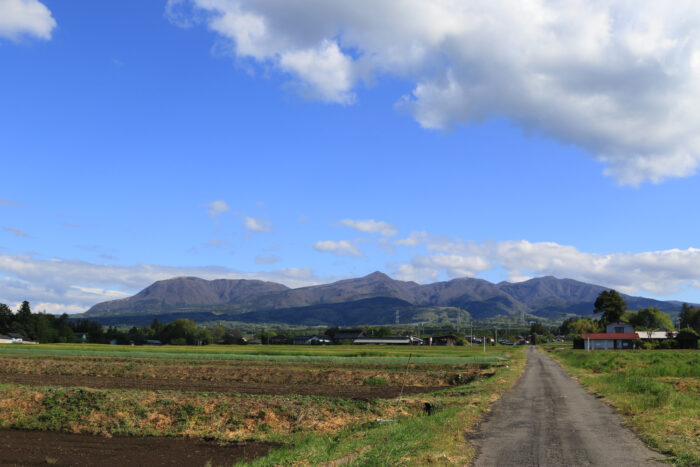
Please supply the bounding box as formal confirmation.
[638,328,677,340]
[0,333,24,344]
[583,322,638,350]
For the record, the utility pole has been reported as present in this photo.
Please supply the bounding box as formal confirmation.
[470,321,473,346]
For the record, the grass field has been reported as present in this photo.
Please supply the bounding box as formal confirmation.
[0,343,525,465]
[546,347,699,466]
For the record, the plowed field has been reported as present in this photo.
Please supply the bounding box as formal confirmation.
[0,372,442,399]
[0,428,274,467]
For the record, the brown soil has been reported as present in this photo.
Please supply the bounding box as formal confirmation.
[0,373,443,399]
[0,428,274,466]
[0,356,459,387]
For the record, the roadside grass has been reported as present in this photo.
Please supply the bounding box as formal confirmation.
[241,347,527,466]
[548,349,699,466]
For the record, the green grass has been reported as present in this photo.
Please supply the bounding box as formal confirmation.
[549,349,699,466]
[0,343,504,365]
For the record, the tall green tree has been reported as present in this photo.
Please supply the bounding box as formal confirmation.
[560,317,601,335]
[0,303,12,333]
[679,304,700,333]
[530,322,546,336]
[627,307,674,336]
[593,290,627,325]
[16,301,31,323]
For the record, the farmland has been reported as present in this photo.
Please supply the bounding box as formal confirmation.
[0,343,525,465]
[546,348,700,466]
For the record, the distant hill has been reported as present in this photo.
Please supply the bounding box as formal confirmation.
[78,272,684,326]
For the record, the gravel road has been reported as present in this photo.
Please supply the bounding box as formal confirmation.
[471,346,666,467]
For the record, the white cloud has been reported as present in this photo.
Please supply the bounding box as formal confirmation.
[254,255,279,264]
[244,216,271,232]
[2,227,29,238]
[313,240,363,257]
[207,200,230,217]
[0,0,56,41]
[279,40,355,104]
[394,232,700,296]
[204,238,230,248]
[0,253,325,314]
[395,231,429,246]
[339,219,398,237]
[0,198,21,206]
[171,0,700,184]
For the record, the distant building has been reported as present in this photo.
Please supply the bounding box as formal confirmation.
[353,336,423,345]
[0,335,14,344]
[583,322,638,350]
[431,335,457,346]
[4,333,24,343]
[332,329,365,344]
[638,328,677,340]
[270,335,291,345]
[293,335,332,345]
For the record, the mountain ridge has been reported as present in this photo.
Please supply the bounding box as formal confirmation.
[79,272,684,324]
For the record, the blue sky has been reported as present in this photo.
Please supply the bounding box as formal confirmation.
[2,0,700,314]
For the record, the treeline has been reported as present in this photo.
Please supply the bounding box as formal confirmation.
[0,302,76,343]
[0,301,245,345]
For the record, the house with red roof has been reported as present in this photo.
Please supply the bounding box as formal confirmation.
[582,322,639,350]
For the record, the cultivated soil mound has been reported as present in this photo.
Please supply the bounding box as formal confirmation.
[0,428,274,466]
[0,373,444,399]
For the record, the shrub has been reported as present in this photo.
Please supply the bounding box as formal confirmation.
[658,339,677,349]
[363,377,387,386]
[676,328,699,349]
[570,334,584,349]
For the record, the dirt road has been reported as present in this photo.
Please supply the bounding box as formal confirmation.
[471,346,665,467]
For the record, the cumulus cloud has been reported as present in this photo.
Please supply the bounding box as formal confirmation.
[0,0,56,41]
[244,216,271,233]
[0,253,324,314]
[338,219,398,237]
[313,240,363,257]
[394,232,700,296]
[171,0,700,184]
[207,200,230,217]
[395,231,429,246]
[2,227,29,238]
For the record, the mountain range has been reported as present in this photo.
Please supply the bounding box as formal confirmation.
[77,272,684,326]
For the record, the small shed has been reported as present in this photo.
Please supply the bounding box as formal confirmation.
[270,335,291,345]
[432,335,457,346]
